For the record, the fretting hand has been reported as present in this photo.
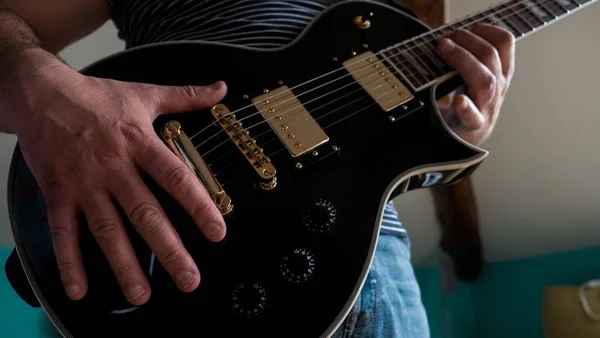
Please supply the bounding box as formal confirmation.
[437,23,516,146]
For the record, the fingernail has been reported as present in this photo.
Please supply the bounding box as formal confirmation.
[65,285,81,298]
[206,222,226,241]
[176,271,197,289]
[210,81,223,90]
[458,97,469,110]
[440,38,454,53]
[126,285,146,301]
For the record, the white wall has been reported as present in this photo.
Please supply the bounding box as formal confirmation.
[1,2,600,269]
[397,0,600,265]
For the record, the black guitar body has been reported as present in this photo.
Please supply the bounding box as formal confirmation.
[7,1,486,337]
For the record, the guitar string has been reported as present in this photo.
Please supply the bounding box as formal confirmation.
[188,0,548,142]
[207,3,567,176]
[190,0,533,143]
[205,79,380,165]
[201,73,385,158]
[197,2,554,160]
[205,2,564,174]
[193,0,568,153]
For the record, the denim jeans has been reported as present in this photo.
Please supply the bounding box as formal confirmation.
[331,234,430,338]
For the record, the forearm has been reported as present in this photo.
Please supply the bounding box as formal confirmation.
[0,5,62,134]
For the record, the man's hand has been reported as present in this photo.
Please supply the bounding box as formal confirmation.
[437,23,516,146]
[4,50,228,306]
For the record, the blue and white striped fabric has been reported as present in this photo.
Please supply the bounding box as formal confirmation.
[105,0,411,236]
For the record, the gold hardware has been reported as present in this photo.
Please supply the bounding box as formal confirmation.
[312,151,319,156]
[210,104,277,190]
[288,133,296,139]
[243,94,249,99]
[389,116,396,122]
[295,163,303,169]
[343,51,413,112]
[263,89,269,93]
[392,85,399,89]
[368,57,374,62]
[403,105,408,110]
[295,142,302,148]
[332,57,338,62]
[354,15,371,29]
[419,101,424,106]
[278,80,284,85]
[351,51,357,56]
[262,100,269,105]
[252,86,329,158]
[385,78,392,83]
[269,108,276,113]
[161,121,233,215]
[363,44,369,48]
[332,145,339,151]
[260,176,277,190]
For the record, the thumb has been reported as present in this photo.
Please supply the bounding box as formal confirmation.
[144,81,227,117]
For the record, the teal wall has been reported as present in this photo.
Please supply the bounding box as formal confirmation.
[0,249,59,338]
[416,245,600,338]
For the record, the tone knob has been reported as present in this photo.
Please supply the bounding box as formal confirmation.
[302,199,337,234]
[231,282,267,318]
[280,248,315,284]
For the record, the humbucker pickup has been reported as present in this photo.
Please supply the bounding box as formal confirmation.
[343,51,414,112]
[252,86,329,158]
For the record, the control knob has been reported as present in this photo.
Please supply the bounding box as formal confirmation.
[302,199,337,234]
[231,282,267,318]
[280,247,315,284]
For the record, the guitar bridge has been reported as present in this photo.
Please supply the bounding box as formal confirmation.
[161,121,233,215]
[211,104,277,190]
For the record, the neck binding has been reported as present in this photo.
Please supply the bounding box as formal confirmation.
[381,0,596,92]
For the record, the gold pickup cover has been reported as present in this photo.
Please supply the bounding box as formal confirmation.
[253,86,329,158]
[343,51,414,112]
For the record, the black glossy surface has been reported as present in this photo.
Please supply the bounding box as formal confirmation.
[8,2,484,337]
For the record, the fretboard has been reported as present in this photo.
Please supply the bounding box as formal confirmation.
[381,0,597,92]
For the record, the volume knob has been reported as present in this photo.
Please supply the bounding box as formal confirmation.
[231,282,267,318]
[280,248,315,284]
[302,199,337,234]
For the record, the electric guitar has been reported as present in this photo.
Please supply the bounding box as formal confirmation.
[5,0,596,337]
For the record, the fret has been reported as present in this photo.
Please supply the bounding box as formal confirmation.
[403,40,438,81]
[398,46,433,86]
[409,38,446,77]
[555,0,579,10]
[383,48,423,89]
[518,2,545,27]
[501,4,533,35]
[535,0,568,17]
[524,0,554,23]
[513,3,537,29]
[471,12,490,25]
[488,12,522,36]
[572,0,589,4]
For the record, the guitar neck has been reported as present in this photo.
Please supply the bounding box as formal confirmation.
[381,0,597,92]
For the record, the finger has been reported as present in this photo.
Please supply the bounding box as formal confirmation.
[438,38,497,108]
[110,170,200,292]
[471,23,516,79]
[135,141,226,243]
[140,81,228,118]
[454,94,485,130]
[447,29,502,77]
[47,202,87,300]
[81,191,151,305]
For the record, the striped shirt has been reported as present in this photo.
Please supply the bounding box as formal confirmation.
[105,0,411,236]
